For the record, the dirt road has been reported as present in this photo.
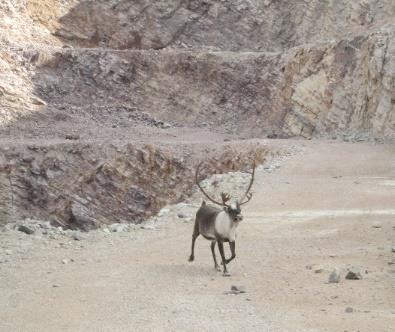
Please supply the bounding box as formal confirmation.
[1,140,394,331]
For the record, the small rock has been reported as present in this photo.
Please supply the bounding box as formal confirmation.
[391,246,395,253]
[345,307,354,313]
[372,222,382,228]
[231,285,246,293]
[102,228,110,234]
[0,257,9,264]
[62,259,69,264]
[52,284,60,288]
[5,250,12,256]
[109,223,127,232]
[314,268,324,273]
[140,225,156,230]
[177,213,186,219]
[65,134,80,140]
[72,232,84,241]
[158,208,170,217]
[345,267,362,280]
[39,221,53,229]
[17,225,35,235]
[328,268,341,283]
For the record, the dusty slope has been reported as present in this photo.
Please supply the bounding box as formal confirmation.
[1,140,394,332]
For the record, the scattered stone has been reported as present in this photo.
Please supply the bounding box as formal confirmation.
[372,222,382,228]
[17,225,35,235]
[345,267,362,280]
[231,285,246,293]
[391,246,395,253]
[5,250,12,255]
[52,284,60,288]
[0,257,9,264]
[62,259,69,264]
[140,225,156,230]
[345,307,354,313]
[65,134,80,140]
[109,223,128,232]
[314,268,324,273]
[72,232,84,241]
[177,213,186,219]
[158,208,170,217]
[328,268,341,283]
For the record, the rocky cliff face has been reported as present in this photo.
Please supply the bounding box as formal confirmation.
[56,0,394,52]
[1,0,394,140]
[0,142,267,228]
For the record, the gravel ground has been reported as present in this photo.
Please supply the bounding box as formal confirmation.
[0,140,394,332]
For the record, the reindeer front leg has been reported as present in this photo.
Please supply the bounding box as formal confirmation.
[226,241,236,264]
[217,240,231,277]
[210,241,221,271]
[220,241,236,265]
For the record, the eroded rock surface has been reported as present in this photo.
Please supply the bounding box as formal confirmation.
[0,141,268,228]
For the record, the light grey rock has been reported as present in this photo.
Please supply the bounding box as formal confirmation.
[345,267,362,280]
[140,225,156,230]
[72,232,84,241]
[158,208,170,217]
[39,221,53,229]
[0,256,9,264]
[70,201,97,231]
[109,223,128,232]
[345,307,354,313]
[328,268,341,283]
[102,228,110,234]
[177,213,186,219]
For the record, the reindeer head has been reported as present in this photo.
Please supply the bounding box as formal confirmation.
[195,160,256,223]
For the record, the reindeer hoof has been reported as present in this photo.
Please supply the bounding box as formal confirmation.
[188,256,194,262]
[215,265,222,272]
[223,271,231,277]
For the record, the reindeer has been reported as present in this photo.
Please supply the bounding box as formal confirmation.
[188,161,255,276]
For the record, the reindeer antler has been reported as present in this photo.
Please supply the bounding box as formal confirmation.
[239,160,256,206]
[220,192,231,205]
[195,162,230,207]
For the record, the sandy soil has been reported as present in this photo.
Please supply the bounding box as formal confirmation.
[0,140,394,332]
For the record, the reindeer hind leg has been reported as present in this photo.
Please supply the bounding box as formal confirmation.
[210,241,221,271]
[188,219,200,262]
